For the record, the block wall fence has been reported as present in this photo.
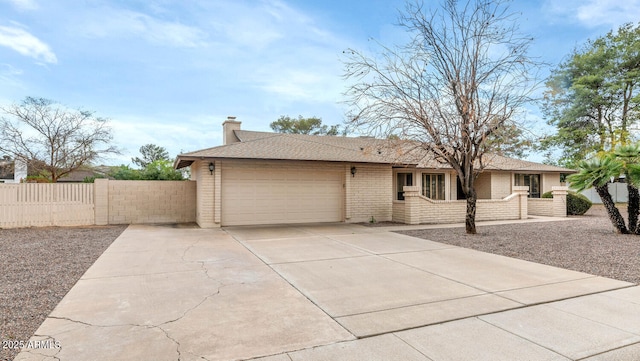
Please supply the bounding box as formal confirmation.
[0,178,566,229]
[0,180,196,228]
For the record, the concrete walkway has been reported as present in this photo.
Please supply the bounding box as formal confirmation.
[16,221,640,361]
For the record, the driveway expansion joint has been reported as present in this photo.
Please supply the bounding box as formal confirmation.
[475,316,570,359]
[226,230,357,339]
[572,341,640,361]
[391,333,432,360]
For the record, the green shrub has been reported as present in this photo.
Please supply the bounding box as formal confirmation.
[541,191,592,215]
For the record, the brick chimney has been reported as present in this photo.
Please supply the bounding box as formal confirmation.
[222,116,241,145]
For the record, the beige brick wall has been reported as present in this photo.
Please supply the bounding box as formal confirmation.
[107,180,196,224]
[0,180,196,228]
[191,160,217,228]
[542,173,562,194]
[392,202,405,223]
[528,198,554,216]
[214,162,221,224]
[418,197,522,224]
[450,173,459,200]
[346,164,392,223]
[475,172,492,199]
[528,186,568,217]
[551,186,568,217]
[491,172,513,199]
[94,179,109,225]
[402,186,527,224]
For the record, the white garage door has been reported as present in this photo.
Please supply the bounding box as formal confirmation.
[222,167,344,226]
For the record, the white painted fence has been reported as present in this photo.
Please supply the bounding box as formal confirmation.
[0,183,94,228]
[579,183,628,204]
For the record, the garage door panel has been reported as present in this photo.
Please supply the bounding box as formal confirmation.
[222,166,343,226]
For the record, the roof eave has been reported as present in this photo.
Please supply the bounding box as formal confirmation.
[174,155,409,168]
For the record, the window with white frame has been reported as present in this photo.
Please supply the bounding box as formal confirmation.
[422,173,445,200]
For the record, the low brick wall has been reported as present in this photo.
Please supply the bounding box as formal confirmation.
[528,187,568,218]
[407,194,524,224]
[394,186,569,225]
[392,202,406,223]
[528,198,554,217]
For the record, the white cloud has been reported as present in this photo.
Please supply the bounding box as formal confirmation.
[544,0,640,28]
[4,0,38,11]
[202,0,350,103]
[80,8,207,48]
[577,0,640,27]
[0,25,57,63]
[108,115,222,165]
[0,64,25,96]
[0,63,22,76]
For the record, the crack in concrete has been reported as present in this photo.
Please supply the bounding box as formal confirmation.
[19,349,61,361]
[26,235,282,361]
[19,334,62,361]
[160,286,222,326]
[46,316,183,360]
[156,325,182,361]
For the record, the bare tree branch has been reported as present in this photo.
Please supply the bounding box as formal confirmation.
[0,97,120,182]
[342,0,542,234]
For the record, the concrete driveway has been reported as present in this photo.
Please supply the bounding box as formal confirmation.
[16,222,640,360]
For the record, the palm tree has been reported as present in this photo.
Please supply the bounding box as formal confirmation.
[614,144,640,233]
[568,154,628,234]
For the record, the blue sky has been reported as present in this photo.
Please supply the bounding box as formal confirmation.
[0,0,639,165]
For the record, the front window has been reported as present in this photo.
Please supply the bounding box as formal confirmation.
[396,173,413,200]
[515,173,540,198]
[422,173,445,200]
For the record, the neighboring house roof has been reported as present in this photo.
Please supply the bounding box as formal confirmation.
[175,129,574,173]
[57,168,112,182]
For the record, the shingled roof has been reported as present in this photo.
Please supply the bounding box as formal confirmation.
[175,130,394,168]
[175,129,574,173]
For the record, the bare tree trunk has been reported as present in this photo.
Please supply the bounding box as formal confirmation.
[465,188,477,234]
[596,185,629,234]
[627,183,639,233]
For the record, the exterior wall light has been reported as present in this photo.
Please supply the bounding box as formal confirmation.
[350,166,357,177]
[208,162,215,175]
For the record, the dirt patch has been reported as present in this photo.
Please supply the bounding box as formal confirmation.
[397,205,640,285]
[0,225,126,361]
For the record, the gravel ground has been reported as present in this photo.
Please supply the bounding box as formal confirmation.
[0,225,126,361]
[398,205,640,285]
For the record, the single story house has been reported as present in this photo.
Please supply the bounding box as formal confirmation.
[174,117,573,228]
